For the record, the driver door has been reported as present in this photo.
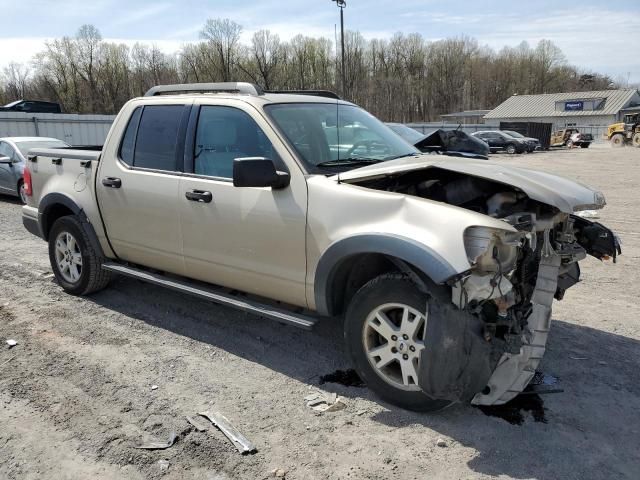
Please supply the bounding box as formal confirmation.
[178,102,308,307]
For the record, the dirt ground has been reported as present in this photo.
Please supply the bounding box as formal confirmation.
[1,144,639,480]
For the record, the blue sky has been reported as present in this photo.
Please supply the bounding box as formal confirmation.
[0,0,638,83]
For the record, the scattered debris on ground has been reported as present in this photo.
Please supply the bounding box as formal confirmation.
[271,468,287,478]
[304,390,347,412]
[134,431,177,450]
[6,339,17,348]
[157,459,170,472]
[0,355,16,368]
[186,415,209,432]
[436,438,448,447]
[199,411,257,455]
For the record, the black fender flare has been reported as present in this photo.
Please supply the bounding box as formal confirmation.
[38,193,106,258]
[313,233,458,316]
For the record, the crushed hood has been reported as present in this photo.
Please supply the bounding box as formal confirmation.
[337,156,606,213]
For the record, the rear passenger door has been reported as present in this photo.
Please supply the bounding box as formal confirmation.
[178,102,308,307]
[96,102,191,275]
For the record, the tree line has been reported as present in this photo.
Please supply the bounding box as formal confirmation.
[0,19,617,122]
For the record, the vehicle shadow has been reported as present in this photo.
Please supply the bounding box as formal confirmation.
[87,276,640,480]
[0,193,22,204]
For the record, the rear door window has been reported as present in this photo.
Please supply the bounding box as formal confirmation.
[134,105,183,171]
[118,105,184,171]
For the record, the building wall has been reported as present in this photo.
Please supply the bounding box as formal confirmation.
[487,115,617,141]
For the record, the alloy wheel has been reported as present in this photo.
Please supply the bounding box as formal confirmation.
[54,231,83,283]
[363,303,427,391]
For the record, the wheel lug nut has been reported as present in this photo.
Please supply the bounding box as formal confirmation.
[391,335,397,341]
[402,354,409,360]
[391,347,398,353]
[402,334,409,340]
[409,346,415,352]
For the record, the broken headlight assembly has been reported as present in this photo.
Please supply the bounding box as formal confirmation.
[463,226,524,273]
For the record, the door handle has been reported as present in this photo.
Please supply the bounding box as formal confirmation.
[102,177,122,188]
[185,189,213,203]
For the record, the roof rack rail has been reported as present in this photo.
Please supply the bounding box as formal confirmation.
[144,82,264,97]
[264,90,341,100]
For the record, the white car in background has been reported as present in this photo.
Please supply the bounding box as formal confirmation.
[0,137,69,203]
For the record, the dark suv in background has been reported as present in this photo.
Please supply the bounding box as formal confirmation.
[0,100,62,114]
[472,130,528,154]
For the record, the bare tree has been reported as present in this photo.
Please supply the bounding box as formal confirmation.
[200,18,243,82]
[0,19,619,122]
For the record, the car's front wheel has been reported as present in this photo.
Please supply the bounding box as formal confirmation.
[505,144,516,154]
[48,215,112,295]
[344,274,451,412]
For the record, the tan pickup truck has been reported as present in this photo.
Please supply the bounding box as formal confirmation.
[22,83,621,411]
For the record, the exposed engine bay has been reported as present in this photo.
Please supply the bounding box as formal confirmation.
[350,167,622,404]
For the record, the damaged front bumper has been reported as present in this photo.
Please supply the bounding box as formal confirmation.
[417,216,621,406]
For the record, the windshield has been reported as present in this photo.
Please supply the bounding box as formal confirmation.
[386,123,426,145]
[265,103,418,172]
[502,130,525,138]
[14,140,69,157]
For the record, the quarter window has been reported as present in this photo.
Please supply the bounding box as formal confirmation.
[194,106,279,178]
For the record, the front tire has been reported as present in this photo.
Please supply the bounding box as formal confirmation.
[505,144,516,154]
[611,133,625,147]
[633,133,640,148]
[48,216,112,295]
[344,274,451,412]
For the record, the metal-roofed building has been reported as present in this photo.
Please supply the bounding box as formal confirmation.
[484,89,640,135]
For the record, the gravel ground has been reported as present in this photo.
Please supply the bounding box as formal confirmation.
[1,144,639,480]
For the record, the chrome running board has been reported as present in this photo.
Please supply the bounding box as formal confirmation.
[102,262,317,330]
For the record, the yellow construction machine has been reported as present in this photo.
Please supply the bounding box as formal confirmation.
[607,113,640,147]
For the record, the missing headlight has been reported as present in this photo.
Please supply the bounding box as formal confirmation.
[463,226,523,273]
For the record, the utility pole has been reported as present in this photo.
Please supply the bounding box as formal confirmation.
[331,0,346,98]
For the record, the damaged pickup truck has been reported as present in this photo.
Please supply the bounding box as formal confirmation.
[21,83,621,411]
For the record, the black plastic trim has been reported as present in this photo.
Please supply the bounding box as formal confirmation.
[22,214,42,238]
[37,193,106,258]
[313,234,458,316]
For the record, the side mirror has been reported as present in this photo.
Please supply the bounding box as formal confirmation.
[233,157,290,189]
[0,156,12,164]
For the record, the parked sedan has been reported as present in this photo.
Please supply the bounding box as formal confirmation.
[471,130,527,154]
[0,137,69,203]
[501,130,541,152]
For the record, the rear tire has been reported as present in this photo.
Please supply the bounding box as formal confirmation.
[17,180,26,204]
[580,143,590,148]
[633,133,640,148]
[611,133,625,147]
[344,274,451,412]
[48,215,112,295]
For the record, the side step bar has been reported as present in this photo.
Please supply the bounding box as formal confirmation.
[102,263,317,330]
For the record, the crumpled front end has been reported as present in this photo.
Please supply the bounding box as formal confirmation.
[342,161,621,405]
[418,211,620,405]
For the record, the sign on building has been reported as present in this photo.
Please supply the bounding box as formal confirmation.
[565,101,584,111]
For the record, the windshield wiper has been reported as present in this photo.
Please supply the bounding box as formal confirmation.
[316,158,383,167]
[383,152,421,161]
